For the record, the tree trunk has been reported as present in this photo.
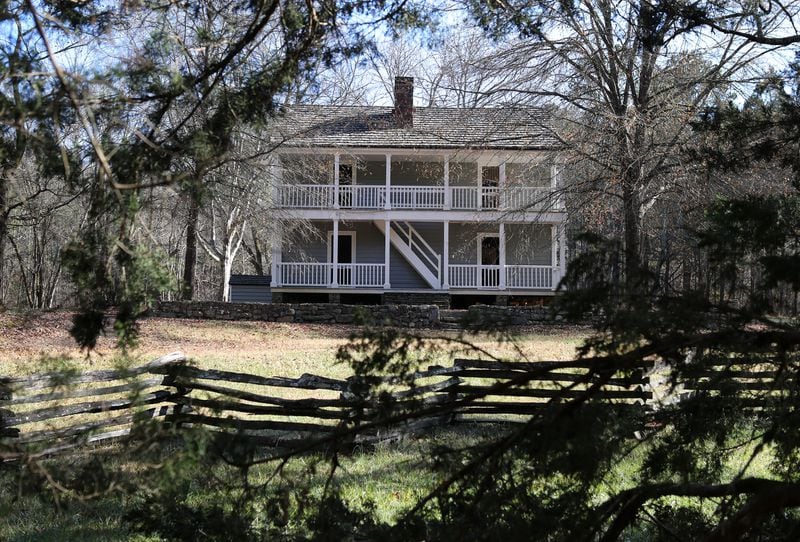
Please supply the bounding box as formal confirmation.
[221,255,232,302]
[0,177,7,307]
[243,228,265,275]
[182,188,201,300]
[622,175,642,290]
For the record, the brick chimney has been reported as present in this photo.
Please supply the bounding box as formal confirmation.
[394,76,414,128]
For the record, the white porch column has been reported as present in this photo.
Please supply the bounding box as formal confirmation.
[384,154,392,210]
[333,153,340,210]
[499,222,506,290]
[332,219,339,287]
[499,162,506,210]
[271,155,281,208]
[443,221,450,289]
[551,224,558,290]
[443,155,450,210]
[558,223,567,289]
[270,221,282,287]
[384,219,391,289]
[553,156,565,211]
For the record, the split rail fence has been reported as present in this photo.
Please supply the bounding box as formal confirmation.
[1,352,790,458]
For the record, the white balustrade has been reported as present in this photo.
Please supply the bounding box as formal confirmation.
[448,265,478,288]
[450,265,502,289]
[335,264,385,287]
[504,187,551,211]
[479,265,501,288]
[277,263,384,288]
[279,262,330,286]
[481,188,501,210]
[276,185,332,208]
[505,265,557,289]
[451,187,479,210]
[276,184,560,211]
[448,265,559,289]
[390,186,445,209]
[337,185,386,209]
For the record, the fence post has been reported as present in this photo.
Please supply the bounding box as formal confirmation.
[156,359,190,429]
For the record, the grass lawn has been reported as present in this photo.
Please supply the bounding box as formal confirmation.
[0,311,588,377]
[0,311,590,541]
[0,313,783,540]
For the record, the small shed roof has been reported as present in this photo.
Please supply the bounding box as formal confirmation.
[228,274,271,286]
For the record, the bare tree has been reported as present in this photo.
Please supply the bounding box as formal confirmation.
[465,0,800,287]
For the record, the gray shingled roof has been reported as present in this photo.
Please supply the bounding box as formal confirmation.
[228,274,271,285]
[269,105,558,150]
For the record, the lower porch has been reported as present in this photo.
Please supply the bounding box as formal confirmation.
[271,220,566,293]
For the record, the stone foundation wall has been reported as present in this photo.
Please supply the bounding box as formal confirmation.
[151,301,439,328]
[382,292,450,308]
[150,301,578,328]
[464,305,564,326]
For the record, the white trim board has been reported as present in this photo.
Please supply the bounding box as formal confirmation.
[281,209,566,224]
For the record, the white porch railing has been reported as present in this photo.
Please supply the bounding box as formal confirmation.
[277,263,384,288]
[279,262,330,286]
[390,186,445,209]
[278,263,560,290]
[449,265,560,290]
[505,265,558,289]
[277,185,332,208]
[450,187,479,210]
[503,188,554,211]
[336,263,385,287]
[338,185,386,209]
[448,265,500,289]
[276,185,560,212]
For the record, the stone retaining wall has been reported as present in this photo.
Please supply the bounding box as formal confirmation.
[151,301,439,328]
[150,301,577,328]
[464,305,564,326]
[382,292,450,308]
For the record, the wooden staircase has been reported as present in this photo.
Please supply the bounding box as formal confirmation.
[374,221,441,289]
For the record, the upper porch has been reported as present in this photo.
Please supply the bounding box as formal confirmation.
[272,150,565,214]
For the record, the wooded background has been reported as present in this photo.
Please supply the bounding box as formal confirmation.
[2,1,798,314]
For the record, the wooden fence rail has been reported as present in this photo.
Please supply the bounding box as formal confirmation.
[3,351,791,457]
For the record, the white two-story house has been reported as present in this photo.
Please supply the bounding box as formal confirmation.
[265,77,565,308]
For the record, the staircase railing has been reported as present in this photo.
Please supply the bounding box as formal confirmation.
[391,222,441,282]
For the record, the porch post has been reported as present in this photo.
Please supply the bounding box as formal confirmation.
[553,156,565,211]
[332,219,339,287]
[384,154,392,210]
[271,154,281,208]
[443,221,450,289]
[499,162,506,210]
[384,219,391,289]
[499,223,506,290]
[558,223,567,289]
[333,153,340,210]
[443,155,450,210]
[270,221,281,287]
[551,224,558,290]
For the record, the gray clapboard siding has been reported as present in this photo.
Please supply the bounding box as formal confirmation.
[449,223,482,264]
[507,224,552,266]
[230,285,272,303]
[229,275,272,303]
